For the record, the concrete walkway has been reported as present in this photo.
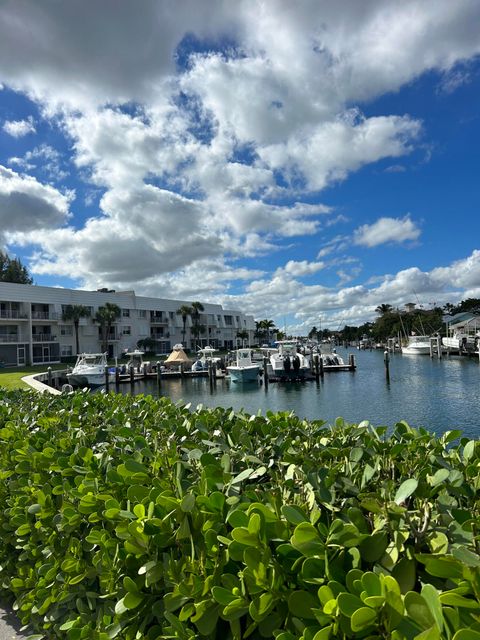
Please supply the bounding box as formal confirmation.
[0,602,28,640]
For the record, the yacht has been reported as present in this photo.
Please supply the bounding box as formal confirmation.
[401,335,432,355]
[227,348,260,383]
[122,349,150,373]
[67,353,109,386]
[269,341,310,379]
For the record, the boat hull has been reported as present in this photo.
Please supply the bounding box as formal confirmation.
[227,365,260,382]
[67,372,105,387]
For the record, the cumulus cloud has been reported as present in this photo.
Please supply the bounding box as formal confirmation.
[0,165,71,243]
[354,215,421,247]
[3,116,36,137]
[0,0,479,325]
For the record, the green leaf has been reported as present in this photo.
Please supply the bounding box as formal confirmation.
[180,493,195,512]
[123,592,144,610]
[394,478,418,504]
[288,590,318,619]
[337,592,364,617]
[351,606,377,631]
[421,584,443,633]
[212,587,237,606]
[249,592,274,621]
[463,440,475,461]
[429,468,449,487]
[291,522,325,557]
[452,631,480,640]
[282,505,308,525]
[359,531,388,562]
[439,593,480,609]
[404,592,435,630]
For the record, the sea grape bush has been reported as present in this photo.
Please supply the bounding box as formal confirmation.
[0,389,480,639]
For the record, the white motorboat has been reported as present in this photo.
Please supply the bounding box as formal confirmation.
[192,346,222,372]
[269,341,310,379]
[227,348,260,383]
[442,316,480,353]
[122,349,150,373]
[401,335,432,355]
[317,345,346,369]
[67,353,109,386]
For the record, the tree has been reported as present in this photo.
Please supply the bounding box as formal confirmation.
[94,303,121,354]
[375,304,394,316]
[191,323,206,351]
[0,251,33,284]
[236,329,249,347]
[191,301,205,349]
[257,319,276,344]
[62,304,91,355]
[176,305,193,347]
[308,326,318,340]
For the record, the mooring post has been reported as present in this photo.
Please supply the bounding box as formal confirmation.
[384,350,390,383]
[349,353,355,370]
[143,363,148,379]
[437,335,442,360]
[180,362,185,378]
[129,365,135,388]
[156,361,162,391]
[115,366,120,391]
[319,356,324,378]
[263,356,269,387]
[47,366,52,387]
[104,365,110,391]
[314,353,320,382]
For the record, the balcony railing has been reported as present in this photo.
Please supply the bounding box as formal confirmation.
[150,316,168,325]
[31,311,60,320]
[0,334,20,343]
[0,310,28,319]
[32,334,57,342]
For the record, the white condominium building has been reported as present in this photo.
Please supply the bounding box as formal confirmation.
[0,282,256,366]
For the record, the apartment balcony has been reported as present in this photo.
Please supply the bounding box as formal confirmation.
[0,310,28,320]
[0,334,21,343]
[32,334,58,342]
[31,311,60,321]
[150,317,169,325]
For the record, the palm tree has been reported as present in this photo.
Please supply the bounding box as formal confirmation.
[191,301,205,342]
[259,319,276,344]
[94,303,121,354]
[176,305,193,348]
[236,329,249,347]
[62,304,91,355]
[308,326,318,341]
[375,304,394,316]
[191,323,206,351]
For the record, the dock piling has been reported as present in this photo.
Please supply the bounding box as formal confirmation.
[129,365,135,389]
[104,365,110,392]
[156,361,162,391]
[314,354,320,382]
[115,367,120,392]
[384,350,390,383]
[348,353,356,370]
[263,356,269,387]
[47,366,52,388]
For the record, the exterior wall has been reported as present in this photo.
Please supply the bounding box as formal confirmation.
[0,282,256,365]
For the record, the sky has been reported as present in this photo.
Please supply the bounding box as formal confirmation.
[0,0,479,334]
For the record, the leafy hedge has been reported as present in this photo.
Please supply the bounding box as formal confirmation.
[0,389,480,640]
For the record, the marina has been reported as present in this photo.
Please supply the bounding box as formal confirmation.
[103,346,480,438]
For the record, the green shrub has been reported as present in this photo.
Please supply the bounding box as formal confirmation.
[0,389,479,639]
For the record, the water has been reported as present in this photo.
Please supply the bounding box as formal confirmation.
[114,348,480,438]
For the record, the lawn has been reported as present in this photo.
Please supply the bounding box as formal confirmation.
[0,364,66,390]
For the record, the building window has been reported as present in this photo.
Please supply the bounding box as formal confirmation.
[60,325,73,336]
[138,309,146,318]
[122,326,131,335]
[224,315,233,326]
[122,308,130,318]
[61,345,73,357]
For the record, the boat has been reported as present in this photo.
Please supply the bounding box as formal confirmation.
[163,344,192,369]
[67,353,109,386]
[122,349,150,373]
[227,348,260,383]
[192,346,222,372]
[269,341,310,379]
[401,334,432,355]
[442,315,480,353]
[317,345,346,369]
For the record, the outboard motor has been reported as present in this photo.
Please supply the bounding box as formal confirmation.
[293,355,301,372]
[283,355,291,372]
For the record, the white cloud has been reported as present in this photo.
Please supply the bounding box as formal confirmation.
[9,144,68,181]
[354,215,421,248]
[3,116,36,137]
[0,165,71,243]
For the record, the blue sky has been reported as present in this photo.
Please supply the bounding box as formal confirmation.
[0,1,479,333]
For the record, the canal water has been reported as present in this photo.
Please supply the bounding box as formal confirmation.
[114,348,480,438]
